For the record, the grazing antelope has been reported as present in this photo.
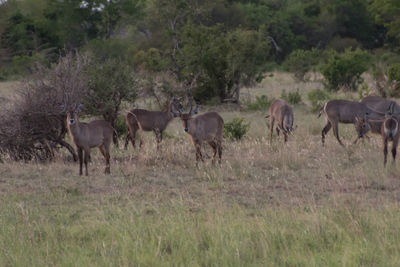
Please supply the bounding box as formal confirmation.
[318,99,386,146]
[124,97,183,150]
[355,103,400,166]
[353,96,400,143]
[179,104,224,164]
[67,104,115,176]
[265,99,296,143]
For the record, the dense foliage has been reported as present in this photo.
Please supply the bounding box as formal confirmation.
[0,0,400,99]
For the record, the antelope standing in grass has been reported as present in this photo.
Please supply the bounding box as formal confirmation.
[124,97,183,150]
[265,99,296,143]
[179,104,224,164]
[355,103,400,166]
[318,99,386,146]
[67,104,115,176]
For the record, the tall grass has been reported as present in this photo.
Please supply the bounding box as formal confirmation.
[1,196,400,266]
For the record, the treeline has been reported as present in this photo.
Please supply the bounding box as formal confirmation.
[0,0,400,101]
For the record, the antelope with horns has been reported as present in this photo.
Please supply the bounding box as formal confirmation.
[179,103,224,164]
[124,97,183,150]
[67,104,115,176]
[265,99,297,143]
[355,103,400,166]
[318,99,386,146]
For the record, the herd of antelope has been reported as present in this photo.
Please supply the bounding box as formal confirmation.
[66,95,400,176]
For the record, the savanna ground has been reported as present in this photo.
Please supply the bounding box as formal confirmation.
[1,73,400,266]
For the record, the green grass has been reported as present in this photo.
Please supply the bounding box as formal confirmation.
[2,193,400,266]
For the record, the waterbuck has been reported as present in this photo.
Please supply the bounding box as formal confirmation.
[318,99,386,146]
[124,97,183,150]
[179,104,224,164]
[67,104,115,176]
[265,99,296,143]
[355,103,400,166]
[353,96,400,143]
[361,95,400,113]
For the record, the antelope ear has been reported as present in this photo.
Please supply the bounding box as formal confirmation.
[355,116,360,122]
[76,103,84,112]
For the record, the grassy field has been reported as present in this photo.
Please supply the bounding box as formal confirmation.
[1,74,400,266]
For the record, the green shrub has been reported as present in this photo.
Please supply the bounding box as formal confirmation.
[247,95,273,111]
[358,83,371,100]
[388,63,400,82]
[114,115,128,137]
[321,48,372,91]
[307,89,331,112]
[281,89,302,105]
[224,118,250,140]
[283,48,320,81]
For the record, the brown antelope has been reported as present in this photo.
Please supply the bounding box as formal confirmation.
[361,95,400,113]
[67,104,115,176]
[124,97,183,150]
[179,104,224,164]
[318,99,386,146]
[352,96,400,143]
[265,99,296,143]
[355,103,400,166]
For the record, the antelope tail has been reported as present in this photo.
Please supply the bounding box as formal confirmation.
[317,105,325,118]
[127,111,144,142]
[112,127,119,147]
[265,115,270,118]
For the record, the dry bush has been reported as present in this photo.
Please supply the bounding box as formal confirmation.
[0,53,91,161]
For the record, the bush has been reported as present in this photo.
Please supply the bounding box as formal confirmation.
[388,63,400,82]
[283,48,320,81]
[0,53,90,161]
[307,89,331,112]
[247,95,273,111]
[114,115,129,138]
[224,118,250,140]
[281,89,302,105]
[321,48,372,91]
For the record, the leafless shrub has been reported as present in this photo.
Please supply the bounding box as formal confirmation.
[0,52,91,161]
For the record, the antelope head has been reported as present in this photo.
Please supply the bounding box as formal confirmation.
[170,97,184,118]
[354,115,371,138]
[180,101,198,132]
[67,104,83,126]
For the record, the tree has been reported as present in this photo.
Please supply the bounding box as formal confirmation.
[370,0,400,46]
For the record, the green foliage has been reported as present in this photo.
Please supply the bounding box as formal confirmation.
[247,95,273,111]
[308,89,331,112]
[281,89,302,105]
[224,117,250,140]
[321,48,372,91]
[370,0,400,46]
[388,63,400,82]
[114,115,129,137]
[283,48,320,81]
[85,59,137,132]
[358,83,372,100]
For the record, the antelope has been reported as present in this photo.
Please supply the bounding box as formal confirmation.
[361,95,400,114]
[355,103,400,166]
[265,99,296,143]
[318,99,386,146]
[67,104,115,176]
[179,104,224,164]
[352,96,400,143]
[124,97,183,150]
